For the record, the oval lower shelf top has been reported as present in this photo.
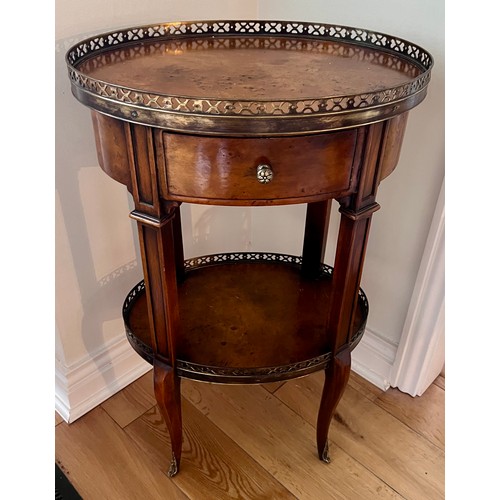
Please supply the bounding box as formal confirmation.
[66,20,433,135]
[122,252,368,384]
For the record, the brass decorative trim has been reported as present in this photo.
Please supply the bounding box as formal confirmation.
[177,353,333,380]
[256,164,274,184]
[321,442,331,463]
[184,252,303,271]
[167,453,179,477]
[129,206,178,227]
[66,20,433,134]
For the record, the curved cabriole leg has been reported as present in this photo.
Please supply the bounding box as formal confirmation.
[154,358,182,477]
[316,349,351,463]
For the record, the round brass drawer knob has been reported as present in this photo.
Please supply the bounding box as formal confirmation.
[256,164,274,184]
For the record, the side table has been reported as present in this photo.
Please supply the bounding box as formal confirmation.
[66,20,433,476]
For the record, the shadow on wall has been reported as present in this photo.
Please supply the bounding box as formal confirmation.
[181,204,252,258]
[55,34,143,389]
[56,33,252,392]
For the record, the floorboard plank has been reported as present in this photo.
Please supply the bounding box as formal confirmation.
[181,379,403,499]
[55,406,187,499]
[101,370,156,428]
[434,375,445,391]
[55,368,444,498]
[349,371,384,401]
[274,372,445,500]
[262,381,287,394]
[126,400,296,499]
[374,384,444,450]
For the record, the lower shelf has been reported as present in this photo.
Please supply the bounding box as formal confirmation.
[123,252,368,383]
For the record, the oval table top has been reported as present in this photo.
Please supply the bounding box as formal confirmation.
[66,20,433,136]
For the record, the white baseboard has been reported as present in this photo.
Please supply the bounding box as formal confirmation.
[55,335,151,423]
[390,179,445,396]
[55,326,397,423]
[351,327,398,391]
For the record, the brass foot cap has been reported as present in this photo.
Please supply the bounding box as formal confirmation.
[167,455,179,477]
[320,443,331,464]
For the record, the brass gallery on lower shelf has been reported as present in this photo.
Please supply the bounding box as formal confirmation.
[123,252,368,384]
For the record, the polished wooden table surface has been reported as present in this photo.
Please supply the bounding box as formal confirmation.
[66,20,432,477]
[77,36,421,100]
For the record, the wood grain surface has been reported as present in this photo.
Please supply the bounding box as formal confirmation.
[164,131,358,204]
[78,36,422,101]
[127,261,367,370]
[56,370,444,499]
[274,372,445,500]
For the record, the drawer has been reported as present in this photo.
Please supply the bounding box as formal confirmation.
[163,131,359,205]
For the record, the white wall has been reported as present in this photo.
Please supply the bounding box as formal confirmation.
[55,1,444,419]
[55,0,259,420]
[257,0,445,347]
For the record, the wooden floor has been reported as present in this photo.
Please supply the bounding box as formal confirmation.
[56,370,444,499]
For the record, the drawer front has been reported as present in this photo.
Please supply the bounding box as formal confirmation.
[164,131,359,205]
